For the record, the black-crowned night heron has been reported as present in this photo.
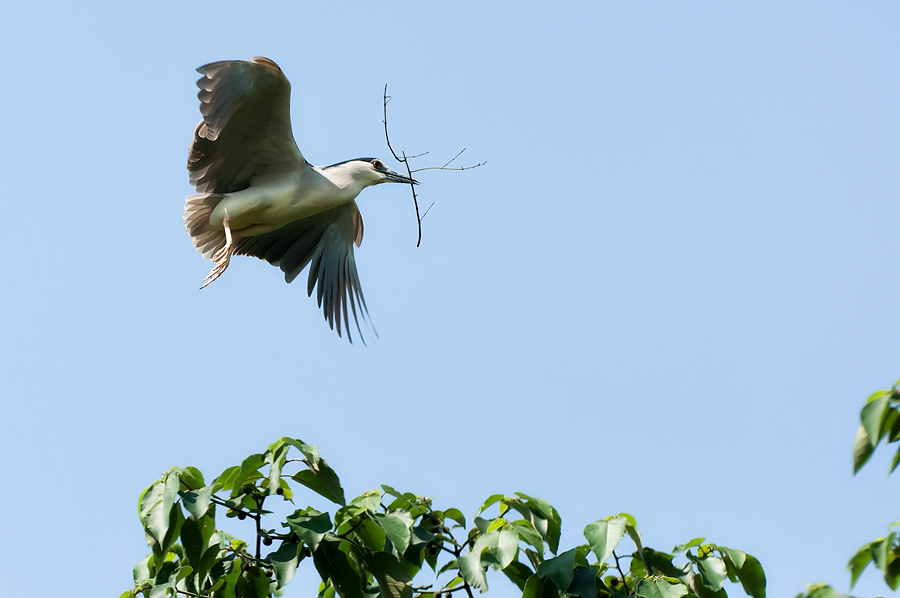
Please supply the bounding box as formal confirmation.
[184,57,418,343]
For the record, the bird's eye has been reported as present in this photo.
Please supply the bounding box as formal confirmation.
[372,160,383,170]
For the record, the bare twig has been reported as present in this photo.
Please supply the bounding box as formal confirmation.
[382,84,484,247]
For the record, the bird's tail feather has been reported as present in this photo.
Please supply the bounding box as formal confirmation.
[184,193,226,260]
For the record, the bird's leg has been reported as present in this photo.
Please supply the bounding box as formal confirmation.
[201,216,233,288]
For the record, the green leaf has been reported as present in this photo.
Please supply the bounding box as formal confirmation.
[459,529,518,592]
[228,453,266,497]
[568,566,596,598]
[886,554,900,590]
[268,541,303,589]
[848,543,873,588]
[515,493,562,554]
[511,521,545,558]
[870,536,889,570]
[643,548,692,582]
[356,518,387,552]
[376,513,412,555]
[266,441,289,496]
[318,545,365,598]
[444,508,466,528]
[293,468,346,506]
[365,551,413,598]
[477,494,504,516]
[349,490,382,512]
[733,553,766,598]
[687,553,727,591]
[635,578,689,598]
[673,538,706,553]
[180,486,215,521]
[284,439,347,506]
[179,466,205,491]
[852,425,875,474]
[584,516,626,565]
[286,509,333,552]
[862,392,890,446]
[139,472,181,557]
[522,574,561,598]
[536,548,576,592]
[502,560,534,591]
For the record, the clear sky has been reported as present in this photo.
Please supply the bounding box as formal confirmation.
[2,2,898,597]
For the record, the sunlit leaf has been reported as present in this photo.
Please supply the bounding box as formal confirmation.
[286,509,333,552]
[862,393,890,447]
[584,516,626,565]
[635,578,689,598]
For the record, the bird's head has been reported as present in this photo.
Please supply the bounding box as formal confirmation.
[325,158,419,190]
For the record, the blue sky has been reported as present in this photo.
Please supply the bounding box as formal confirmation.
[2,2,899,597]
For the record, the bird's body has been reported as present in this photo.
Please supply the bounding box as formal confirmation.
[184,57,417,343]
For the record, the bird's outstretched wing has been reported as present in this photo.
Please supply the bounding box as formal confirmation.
[234,201,373,344]
[188,56,307,194]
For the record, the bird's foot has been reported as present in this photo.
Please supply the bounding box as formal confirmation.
[200,217,233,289]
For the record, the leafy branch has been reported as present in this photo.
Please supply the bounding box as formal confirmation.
[125,438,767,598]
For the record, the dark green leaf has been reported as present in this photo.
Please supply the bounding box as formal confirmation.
[848,543,873,588]
[568,566,596,598]
[502,560,534,591]
[643,548,692,582]
[734,553,766,598]
[536,548,576,592]
[635,578,689,598]
[522,574,561,598]
[365,551,413,598]
[584,517,626,565]
[329,551,365,598]
[268,541,302,589]
[293,468,346,506]
[885,553,900,590]
[179,516,205,566]
[286,509,333,552]
[283,439,347,506]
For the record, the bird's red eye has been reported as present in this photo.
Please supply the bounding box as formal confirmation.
[372,160,383,170]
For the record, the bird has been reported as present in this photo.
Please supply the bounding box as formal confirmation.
[183,56,418,344]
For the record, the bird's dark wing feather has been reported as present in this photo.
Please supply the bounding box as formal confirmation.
[188,57,307,194]
[234,201,373,344]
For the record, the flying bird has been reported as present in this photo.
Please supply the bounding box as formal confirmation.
[184,57,418,343]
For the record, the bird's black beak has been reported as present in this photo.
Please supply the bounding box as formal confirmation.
[385,168,420,185]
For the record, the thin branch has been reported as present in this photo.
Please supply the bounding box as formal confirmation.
[382,84,483,248]
[612,550,630,595]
